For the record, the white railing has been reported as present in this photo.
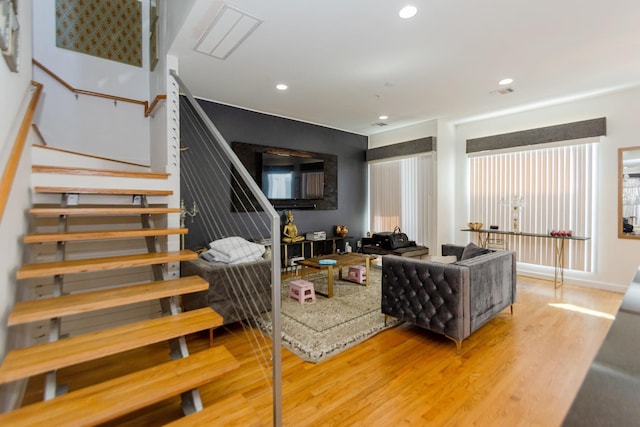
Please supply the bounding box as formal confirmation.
[170,70,282,426]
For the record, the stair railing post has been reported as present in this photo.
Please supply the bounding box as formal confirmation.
[44,193,75,400]
[138,195,203,414]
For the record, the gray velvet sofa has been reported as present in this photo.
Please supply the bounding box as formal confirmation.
[381,243,516,352]
[181,257,272,325]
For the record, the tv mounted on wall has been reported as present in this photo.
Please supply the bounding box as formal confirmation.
[231,142,338,210]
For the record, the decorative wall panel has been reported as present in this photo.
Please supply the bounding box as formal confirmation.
[55,0,142,67]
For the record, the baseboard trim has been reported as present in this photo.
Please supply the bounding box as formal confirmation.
[517,264,627,293]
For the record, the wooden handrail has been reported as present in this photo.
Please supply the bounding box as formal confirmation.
[0,81,43,223]
[33,144,150,169]
[32,59,166,117]
[147,94,167,117]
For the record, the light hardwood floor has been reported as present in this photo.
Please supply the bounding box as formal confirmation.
[22,276,623,426]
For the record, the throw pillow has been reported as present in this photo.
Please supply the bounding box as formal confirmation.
[460,242,490,260]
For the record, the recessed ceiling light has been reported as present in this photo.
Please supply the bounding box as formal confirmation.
[399,5,417,19]
[276,83,288,91]
[379,115,389,120]
[499,78,514,86]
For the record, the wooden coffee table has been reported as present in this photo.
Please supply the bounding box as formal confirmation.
[297,253,375,298]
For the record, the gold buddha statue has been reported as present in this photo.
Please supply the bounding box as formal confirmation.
[283,211,304,243]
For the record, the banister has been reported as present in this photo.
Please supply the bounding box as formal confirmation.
[0,81,43,222]
[146,94,167,117]
[32,59,165,117]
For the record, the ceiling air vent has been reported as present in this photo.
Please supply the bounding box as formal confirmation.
[194,3,262,60]
[372,122,388,127]
[490,87,515,95]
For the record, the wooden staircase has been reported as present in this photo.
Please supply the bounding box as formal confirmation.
[0,164,254,425]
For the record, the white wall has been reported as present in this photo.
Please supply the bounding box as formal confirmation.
[369,86,640,291]
[367,119,441,253]
[0,0,34,411]
[149,0,169,172]
[31,1,152,164]
[32,2,150,99]
[435,119,456,255]
[164,0,197,54]
[0,1,32,153]
[453,86,640,291]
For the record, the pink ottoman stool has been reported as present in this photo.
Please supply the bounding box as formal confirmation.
[347,265,367,284]
[288,279,316,303]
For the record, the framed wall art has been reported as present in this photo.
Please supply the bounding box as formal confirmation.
[149,0,159,71]
[1,0,19,72]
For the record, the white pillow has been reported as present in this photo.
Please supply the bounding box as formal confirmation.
[208,236,265,263]
[228,252,265,264]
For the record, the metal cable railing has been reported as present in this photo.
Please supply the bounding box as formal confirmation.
[170,70,282,426]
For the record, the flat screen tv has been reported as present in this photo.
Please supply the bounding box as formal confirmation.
[261,152,325,200]
[231,141,338,210]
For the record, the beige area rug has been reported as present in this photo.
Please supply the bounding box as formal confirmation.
[255,267,401,363]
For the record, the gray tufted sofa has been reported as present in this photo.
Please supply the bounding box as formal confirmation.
[382,244,516,352]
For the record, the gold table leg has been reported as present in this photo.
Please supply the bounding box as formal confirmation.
[365,257,370,286]
[554,238,565,288]
[327,265,334,298]
[476,231,490,248]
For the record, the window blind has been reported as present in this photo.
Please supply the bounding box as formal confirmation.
[469,143,596,272]
[369,155,432,246]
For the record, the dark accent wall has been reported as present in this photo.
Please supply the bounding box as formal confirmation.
[466,117,606,154]
[181,98,368,249]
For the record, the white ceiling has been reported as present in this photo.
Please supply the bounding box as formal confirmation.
[168,0,640,136]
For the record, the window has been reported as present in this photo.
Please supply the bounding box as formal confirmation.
[469,142,597,272]
[368,154,433,246]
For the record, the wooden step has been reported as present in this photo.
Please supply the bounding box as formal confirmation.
[0,346,239,426]
[8,276,208,326]
[16,250,197,280]
[34,186,173,196]
[29,207,181,216]
[164,393,261,426]
[33,165,170,179]
[24,227,188,243]
[0,307,223,384]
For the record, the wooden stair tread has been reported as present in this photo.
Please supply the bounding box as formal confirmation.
[0,308,223,384]
[164,393,261,426]
[16,250,197,280]
[33,165,170,179]
[29,207,181,216]
[8,276,208,326]
[34,186,173,196]
[0,346,239,426]
[24,227,188,243]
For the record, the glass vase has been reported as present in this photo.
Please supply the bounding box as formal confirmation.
[512,208,520,233]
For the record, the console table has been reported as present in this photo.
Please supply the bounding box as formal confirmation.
[462,228,590,288]
[281,237,345,271]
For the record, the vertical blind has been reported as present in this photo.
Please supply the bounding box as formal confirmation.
[469,143,596,272]
[369,154,432,247]
[301,172,324,199]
